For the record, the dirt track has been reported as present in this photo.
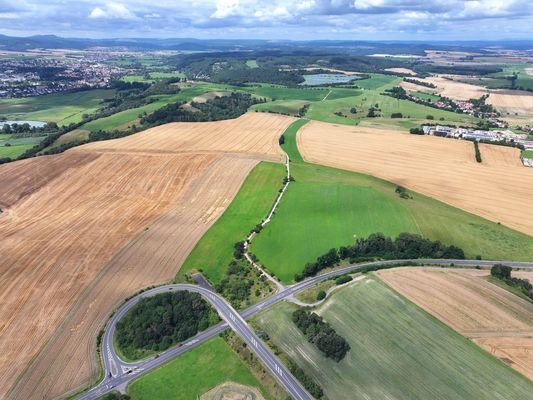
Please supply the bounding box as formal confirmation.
[377,267,533,379]
[298,121,533,236]
[1,112,294,399]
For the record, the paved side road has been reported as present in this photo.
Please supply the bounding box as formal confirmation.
[78,259,533,400]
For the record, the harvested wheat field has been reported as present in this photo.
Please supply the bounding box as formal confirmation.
[402,75,487,100]
[298,121,533,235]
[82,112,293,162]
[487,90,533,120]
[1,112,294,400]
[377,267,533,379]
[384,67,416,75]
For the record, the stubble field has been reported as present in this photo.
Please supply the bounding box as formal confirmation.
[85,112,292,162]
[401,75,487,100]
[297,121,533,236]
[377,267,533,379]
[1,112,294,399]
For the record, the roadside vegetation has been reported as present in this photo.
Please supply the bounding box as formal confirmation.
[490,264,533,301]
[215,259,275,310]
[115,292,219,360]
[295,232,464,281]
[255,278,533,400]
[127,337,271,400]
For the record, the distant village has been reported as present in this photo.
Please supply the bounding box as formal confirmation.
[0,57,129,98]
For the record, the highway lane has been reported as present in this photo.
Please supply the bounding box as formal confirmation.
[78,258,533,400]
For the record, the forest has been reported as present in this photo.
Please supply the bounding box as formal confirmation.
[115,292,219,359]
[140,92,260,125]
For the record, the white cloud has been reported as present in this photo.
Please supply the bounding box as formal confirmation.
[1,0,533,39]
[89,7,106,18]
[89,2,135,19]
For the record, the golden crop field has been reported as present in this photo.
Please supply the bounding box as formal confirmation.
[1,112,294,399]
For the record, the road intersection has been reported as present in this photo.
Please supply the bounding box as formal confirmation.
[77,258,533,400]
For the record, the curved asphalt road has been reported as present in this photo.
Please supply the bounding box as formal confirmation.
[78,258,533,400]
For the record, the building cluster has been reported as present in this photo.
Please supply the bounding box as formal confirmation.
[0,57,130,98]
[423,125,533,167]
[423,125,526,141]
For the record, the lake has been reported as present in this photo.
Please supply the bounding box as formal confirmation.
[1,120,48,128]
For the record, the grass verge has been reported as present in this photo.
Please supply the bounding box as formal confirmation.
[127,337,270,400]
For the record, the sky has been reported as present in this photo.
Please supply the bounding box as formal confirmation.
[0,0,532,41]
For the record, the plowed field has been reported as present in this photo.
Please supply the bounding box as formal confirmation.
[1,112,294,399]
[377,267,533,379]
[298,121,533,235]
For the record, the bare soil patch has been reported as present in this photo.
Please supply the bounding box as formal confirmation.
[298,121,533,235]
[192,91,232,103]
[377,267,533,379]
[200,382,265,400]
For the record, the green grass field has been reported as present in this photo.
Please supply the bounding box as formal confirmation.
[246,60,259,68]
[240,85,329,101]
[0,135,45,159]
[250,162,420,282]
[0,143,35,159]
[122,72,185,83]
[411,91,440,101]
[127,337,270,400]
[254,278,533,400]
[0,89,114,126]
[178,162,285,284]
[489,63,533,90]
[522,149,533,158]
[250,100,310,116]
[250,119,533,282]
[281,118,308,162]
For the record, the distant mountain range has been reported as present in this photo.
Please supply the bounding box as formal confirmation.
[0,34,532,53]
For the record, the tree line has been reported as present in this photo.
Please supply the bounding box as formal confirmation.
[491,265,533,300]
[115,291,219,359]
[403,78,437,88]
[292,309,351,362]
[295,232,465,281]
